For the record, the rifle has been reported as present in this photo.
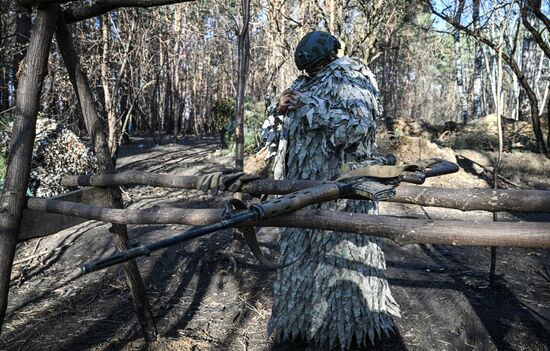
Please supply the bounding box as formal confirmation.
[80,158,459,274]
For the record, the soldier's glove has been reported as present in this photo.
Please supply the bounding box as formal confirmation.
[197,169,261,194]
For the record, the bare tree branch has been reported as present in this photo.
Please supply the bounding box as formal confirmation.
[521,3,550,59]
[526,0,550,31]
[423,0,548,155]
[63,0,195,23]
[15,0,74,7]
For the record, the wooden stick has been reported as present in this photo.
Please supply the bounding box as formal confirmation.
[26,197,550,249]
[62,172,550,213]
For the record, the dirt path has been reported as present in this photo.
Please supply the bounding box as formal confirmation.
[1,137,549,351]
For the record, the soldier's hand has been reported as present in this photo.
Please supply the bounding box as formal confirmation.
[278,90,304,114]
[197,169,261,194]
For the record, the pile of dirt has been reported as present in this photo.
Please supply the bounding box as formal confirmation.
[244,146,270,177]
[380,135,489,189]
[388,114,548,153]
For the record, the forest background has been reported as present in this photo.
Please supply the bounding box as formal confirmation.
[0,0,549,180]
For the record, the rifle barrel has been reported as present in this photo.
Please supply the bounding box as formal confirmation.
[81,211,257,274]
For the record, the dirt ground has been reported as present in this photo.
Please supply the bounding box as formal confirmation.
[1,136,549,351]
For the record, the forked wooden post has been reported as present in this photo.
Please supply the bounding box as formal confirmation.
[55,14,157,341]
[0,4,57,335]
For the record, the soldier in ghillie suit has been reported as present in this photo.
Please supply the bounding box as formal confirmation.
[263,31,400,350]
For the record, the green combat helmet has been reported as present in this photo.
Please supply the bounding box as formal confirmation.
[294,31,341,70]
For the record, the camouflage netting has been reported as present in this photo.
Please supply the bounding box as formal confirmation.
[0,117,98,197]
[264,57,400,350]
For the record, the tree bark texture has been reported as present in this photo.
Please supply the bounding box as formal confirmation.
[61,173,550,214]
[234,0,250,171]
[12,2,32,93]
[25,197,550,249]
[0,4,56,335]
[471,0,483,119]
[453,0,468,124]
[101,17,117,157]
[55,16,157,341]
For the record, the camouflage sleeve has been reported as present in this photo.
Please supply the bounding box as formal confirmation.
[261,75,309,161]
[261,98,284,160]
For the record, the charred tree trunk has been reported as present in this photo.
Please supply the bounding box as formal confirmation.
[0,4,56,334]
[55,15,157,341]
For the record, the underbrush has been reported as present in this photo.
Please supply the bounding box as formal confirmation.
[217,99,266,155]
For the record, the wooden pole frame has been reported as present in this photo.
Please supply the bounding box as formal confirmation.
[62,172,550,213]
[25,197,550,249]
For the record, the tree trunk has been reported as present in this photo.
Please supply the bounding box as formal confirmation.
[55,16,157,341]
[453,0,468,124]
[12,3,32,91]
[101,16,117,157]
[234,0,250,171]
[471,0,483,119]
[0,4,56,335]
[519,26,537,121]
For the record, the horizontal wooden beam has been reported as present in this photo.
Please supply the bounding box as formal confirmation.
[62,172,550,213]
[19,187,110,241]
[26,197,550,249]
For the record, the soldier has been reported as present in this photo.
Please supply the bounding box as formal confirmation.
[264,31,400,350]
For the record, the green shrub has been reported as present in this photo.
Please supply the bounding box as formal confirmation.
[213,98,235,148]
[243,99,266,153]
[215,98,266,154]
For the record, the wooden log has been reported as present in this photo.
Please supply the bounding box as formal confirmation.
[55,16,157,341]
[0,5,57,335]
[62,172,550,213]
[19,187,110,241]
[26,197,550,249]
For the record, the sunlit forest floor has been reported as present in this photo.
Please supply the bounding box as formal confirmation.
[1,135,549,351]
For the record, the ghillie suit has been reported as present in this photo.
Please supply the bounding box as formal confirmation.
[264,57,400,350]
[0,118,97,197]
